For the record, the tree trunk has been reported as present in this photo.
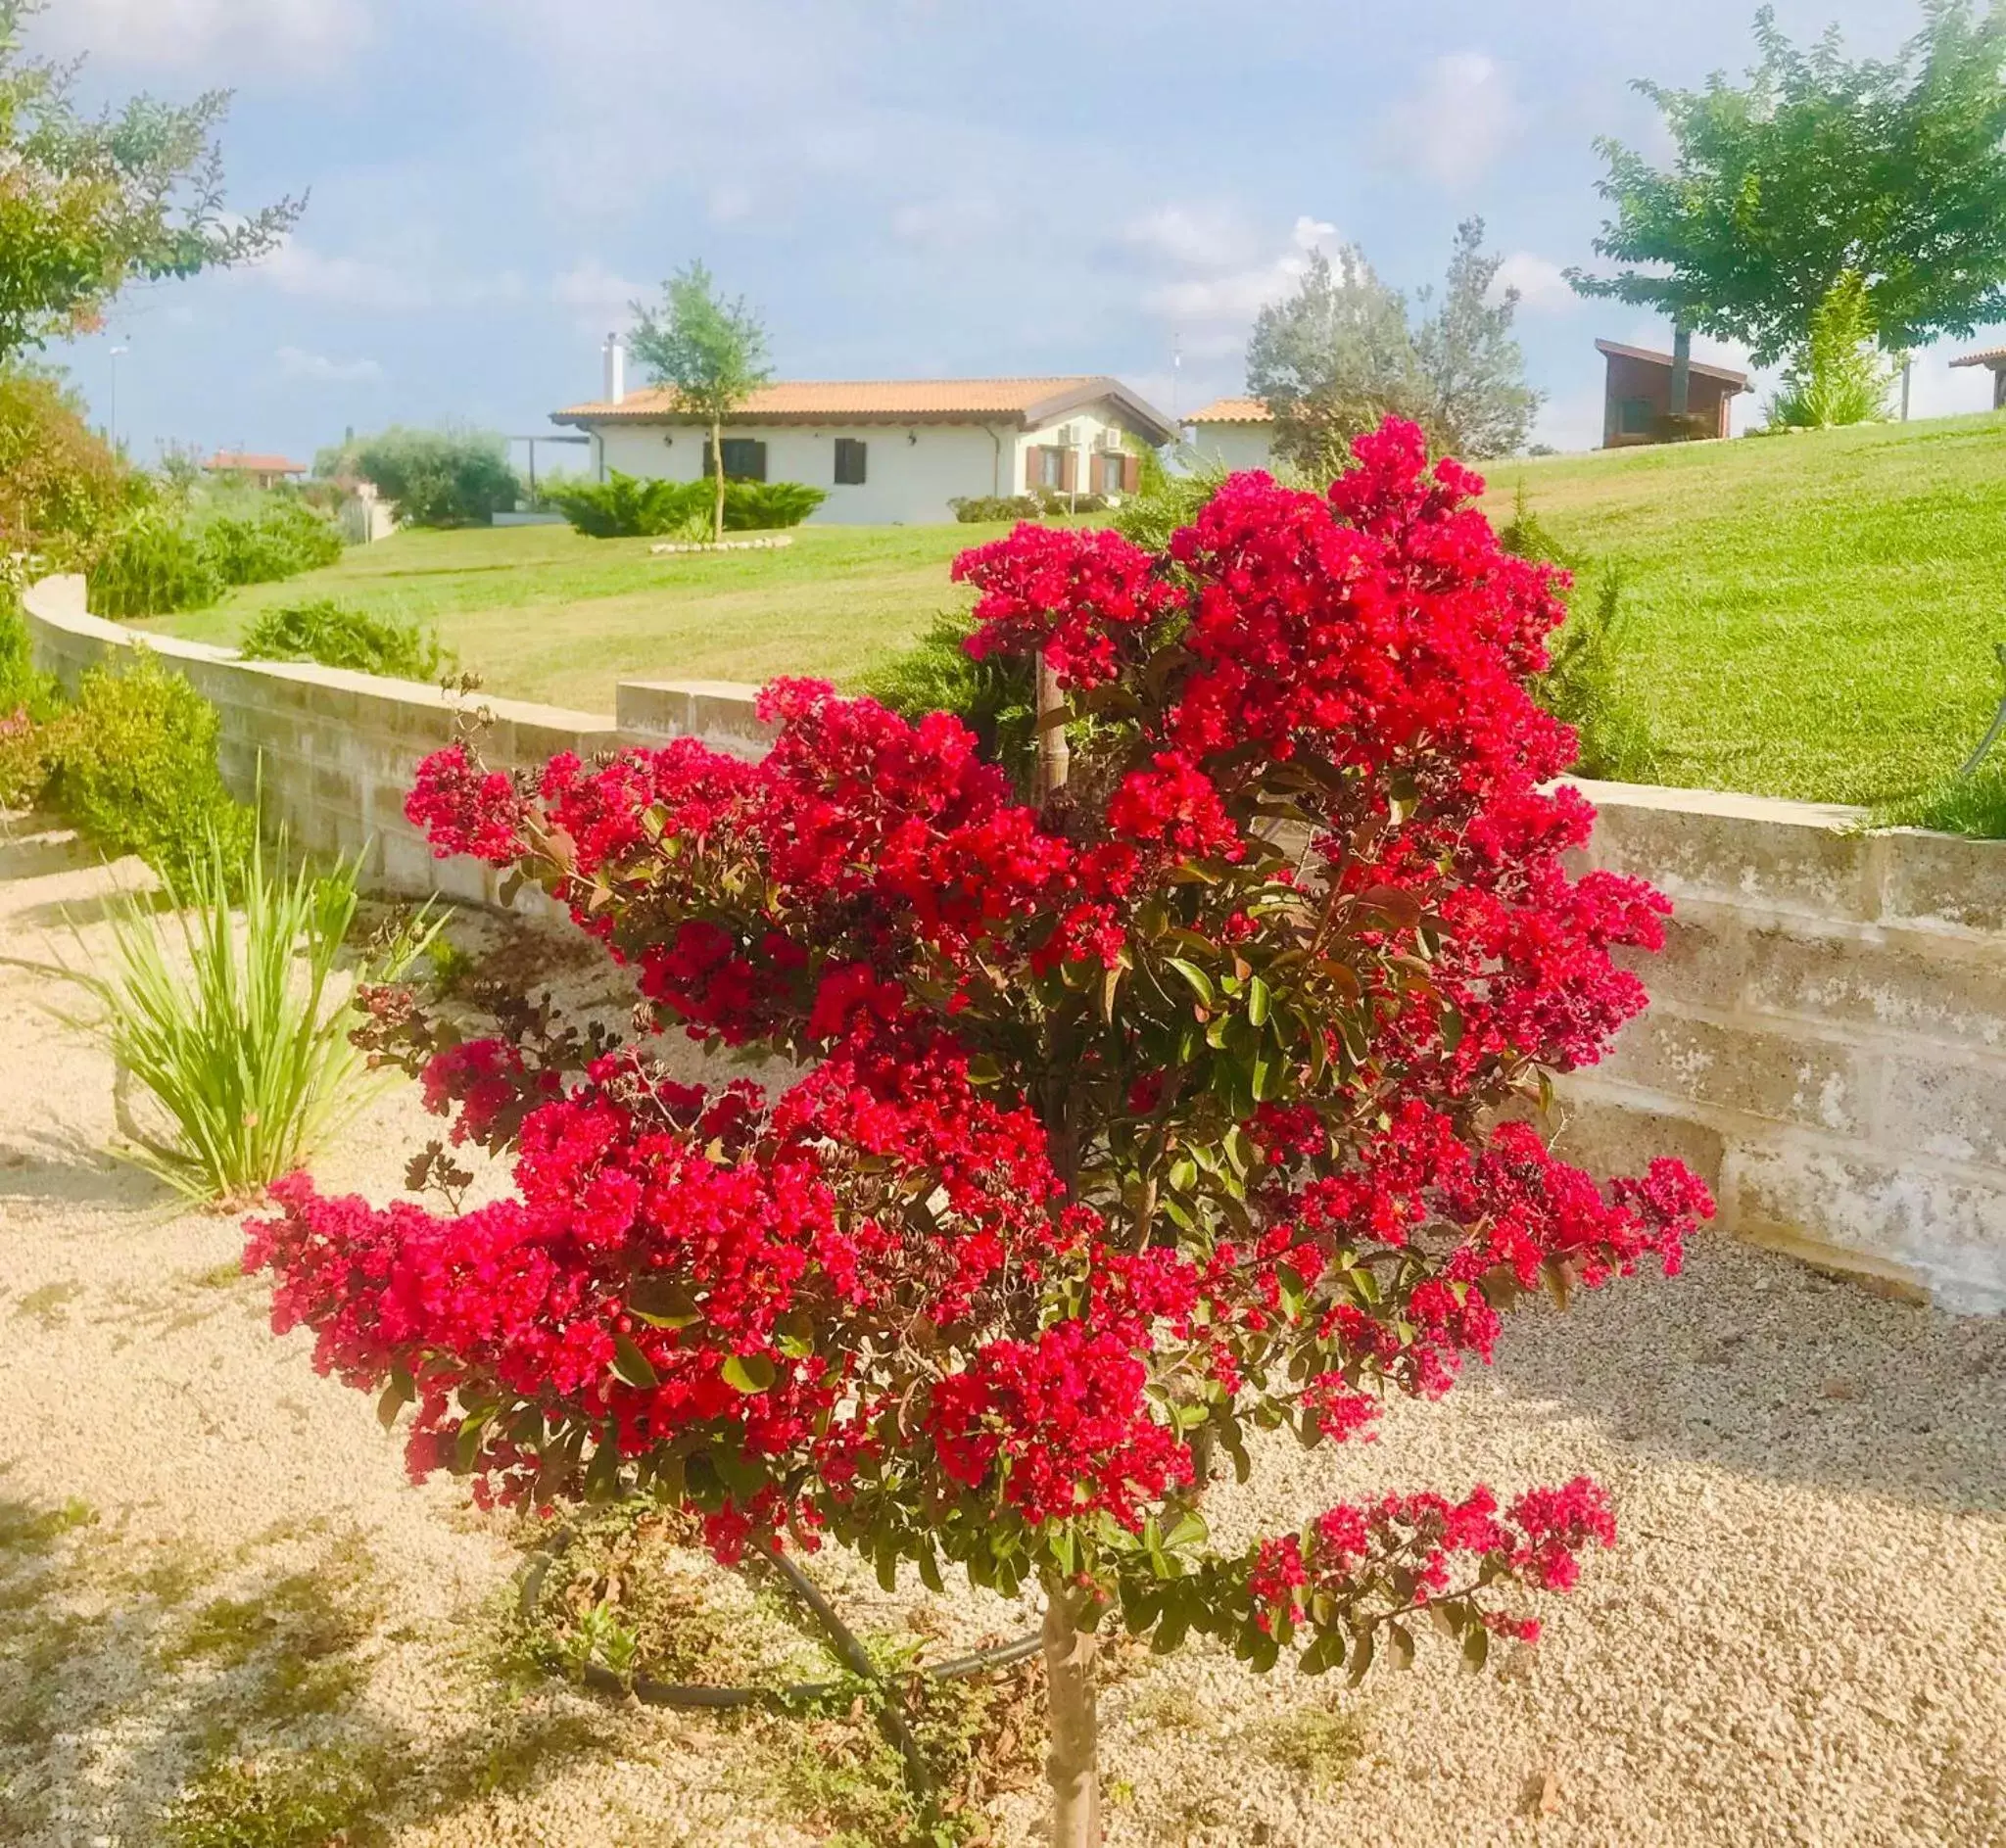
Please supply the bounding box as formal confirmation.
[1040,1573,1101,1848]
[1668,323,1692,421]
[1034,651,1070,807]
[710,413,726,544]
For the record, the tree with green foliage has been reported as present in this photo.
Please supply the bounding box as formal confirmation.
[1248,220,1541,472]
[628,262,773,544]
[0,0,302,361]
[1568,2,2006,366]
[349,427,520,529]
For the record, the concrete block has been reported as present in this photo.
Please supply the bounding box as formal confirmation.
[1545,1081,1728,1195]
[378,830,437,898]
[1742,925,2006,1053]
[1575,782,1879,923]
[1731,1134,2006,1313]
[1879,828,2006,936]
[1872,1051,2006,1169]
[616,679,774,759]
[428,851,489,907]
[1613,908,1747,1013]
[1595,1010,1869,1137]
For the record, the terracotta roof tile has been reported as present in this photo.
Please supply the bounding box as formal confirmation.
[206,451,307,474]
[554,377,1175,442]
[1183,397,1272,424]
[1948,347,2006,368]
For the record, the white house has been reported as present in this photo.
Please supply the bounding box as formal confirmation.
[550,362,1179,526]
[1181,397,1279,472]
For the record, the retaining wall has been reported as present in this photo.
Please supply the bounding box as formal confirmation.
[20,574,772,911]
[21,578,2005,1311]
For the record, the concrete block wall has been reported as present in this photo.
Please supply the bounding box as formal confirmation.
[1556,780,2006,1314]
[20,575,766,914]
[24,578,2004,1310]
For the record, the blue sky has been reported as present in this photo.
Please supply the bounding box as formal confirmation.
[33,0,2004,471]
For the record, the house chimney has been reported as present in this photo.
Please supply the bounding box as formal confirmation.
[603,332,626,406]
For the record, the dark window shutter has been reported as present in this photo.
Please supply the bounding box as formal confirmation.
[1122,451,1140,494]
[701,440,713,477]
[1026,446,1041,492]
[1060,447,1076,493]
[752,441,768,483]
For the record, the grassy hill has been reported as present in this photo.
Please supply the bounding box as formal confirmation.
[150,520,999,717]
[146,411,2006,814]
[1478,410,2006,809]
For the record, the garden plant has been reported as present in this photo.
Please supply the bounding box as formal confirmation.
[247,421,1710,1844]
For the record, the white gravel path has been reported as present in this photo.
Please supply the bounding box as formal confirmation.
[1,814,2001,1847]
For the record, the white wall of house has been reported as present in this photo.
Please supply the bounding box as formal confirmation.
[1183,420,1278,473]
[578,397,1155,526]
[590,420,1014,525]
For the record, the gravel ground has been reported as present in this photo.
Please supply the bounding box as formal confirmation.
[1,814,2002,1848]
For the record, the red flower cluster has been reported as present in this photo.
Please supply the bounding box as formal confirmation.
[252,417,1712,1685]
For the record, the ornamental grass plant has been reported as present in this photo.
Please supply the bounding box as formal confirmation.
[42,827,436,1202]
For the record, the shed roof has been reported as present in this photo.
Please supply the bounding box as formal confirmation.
[553,376,1179,444]
[1595,339,1749,391]
[1948,346,2006,370]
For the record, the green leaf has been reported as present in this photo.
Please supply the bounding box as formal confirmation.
[1164,957,1216,1006]
[626,1278,703,1330]
[721,1350,778,1394]
[1386,1621,1415,1671]
[376,1369,414,1432]
[1346,1624,1376,1686]
[1461,1621,1490,1674]
[1245,974,1270,1026]
[611,1334,659,1390]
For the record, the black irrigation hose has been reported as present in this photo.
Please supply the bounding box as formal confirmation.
[516,1535,1042,1717]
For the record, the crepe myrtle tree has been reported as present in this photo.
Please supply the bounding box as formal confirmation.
[247,419,1710,1846]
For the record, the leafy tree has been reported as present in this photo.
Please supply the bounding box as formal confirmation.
[1765,271,1895,427]
[350,427,520,529]
[1248,220,1540,470]
[0,0,302,361]
[628,261,773,543]
[1248,244,1422,476]
[1568,2,2006,365]
[1411,219,1544,460]
[248,419,1709,1845]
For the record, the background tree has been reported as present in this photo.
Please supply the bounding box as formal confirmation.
[349,427,520,529]
[629,261,773,543]
[1567,2,2006,366]
[1247,221,1541,471]
[0,0,302,361]
[1411,219,1544,459]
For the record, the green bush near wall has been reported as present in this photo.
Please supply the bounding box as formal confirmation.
[544,470,828,538]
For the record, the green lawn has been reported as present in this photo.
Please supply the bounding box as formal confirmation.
[1479,409,2006,808]
[146,411,2006,810]
[148,520,1005,716]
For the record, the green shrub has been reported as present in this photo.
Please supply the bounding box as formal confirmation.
[544,470,707,539]
[52,651,253,884]
[546,471,829,538]
[198,497,344,587]
[948,490,1111,524]
[857,610,1033,780]
[1877,761,2006,840]
[722,478,827,530]
[1110,465,1224,552]
[1765,272,1893,431]
[239,598,451,683]
[347,426,522,528]
[0,367,130,561]
[87,504,222,618]
[41,828,438,1202]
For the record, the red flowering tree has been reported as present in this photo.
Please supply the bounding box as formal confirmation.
[247,420,1709,1846]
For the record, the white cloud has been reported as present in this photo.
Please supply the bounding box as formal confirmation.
[1491,253,1578,313]
[551,260,649,336]
[33,0,371,72]
[276,345,384,383]
[1383,52,1520,188]
[1142,214,1338,328]
[249,237,431,310]
[890,197,1006,253]
[1122,205,1261,273]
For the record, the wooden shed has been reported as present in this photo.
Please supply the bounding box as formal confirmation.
[1948,346,2006,409]
[1597,340,1749,448]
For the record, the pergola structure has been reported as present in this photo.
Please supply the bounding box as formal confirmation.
[1948,346,2006,410]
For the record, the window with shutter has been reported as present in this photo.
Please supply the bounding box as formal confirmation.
[1121,451,1140,495]
[714,438,767,481]
[1059,447,1077,494]
[834,438,867,486]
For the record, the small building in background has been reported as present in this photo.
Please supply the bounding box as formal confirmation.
[1180,397,1279,471]
[204,450,308,490]
[1948,346,2006,409]
[1596,340,1749,448]
[551,371,1176,525]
